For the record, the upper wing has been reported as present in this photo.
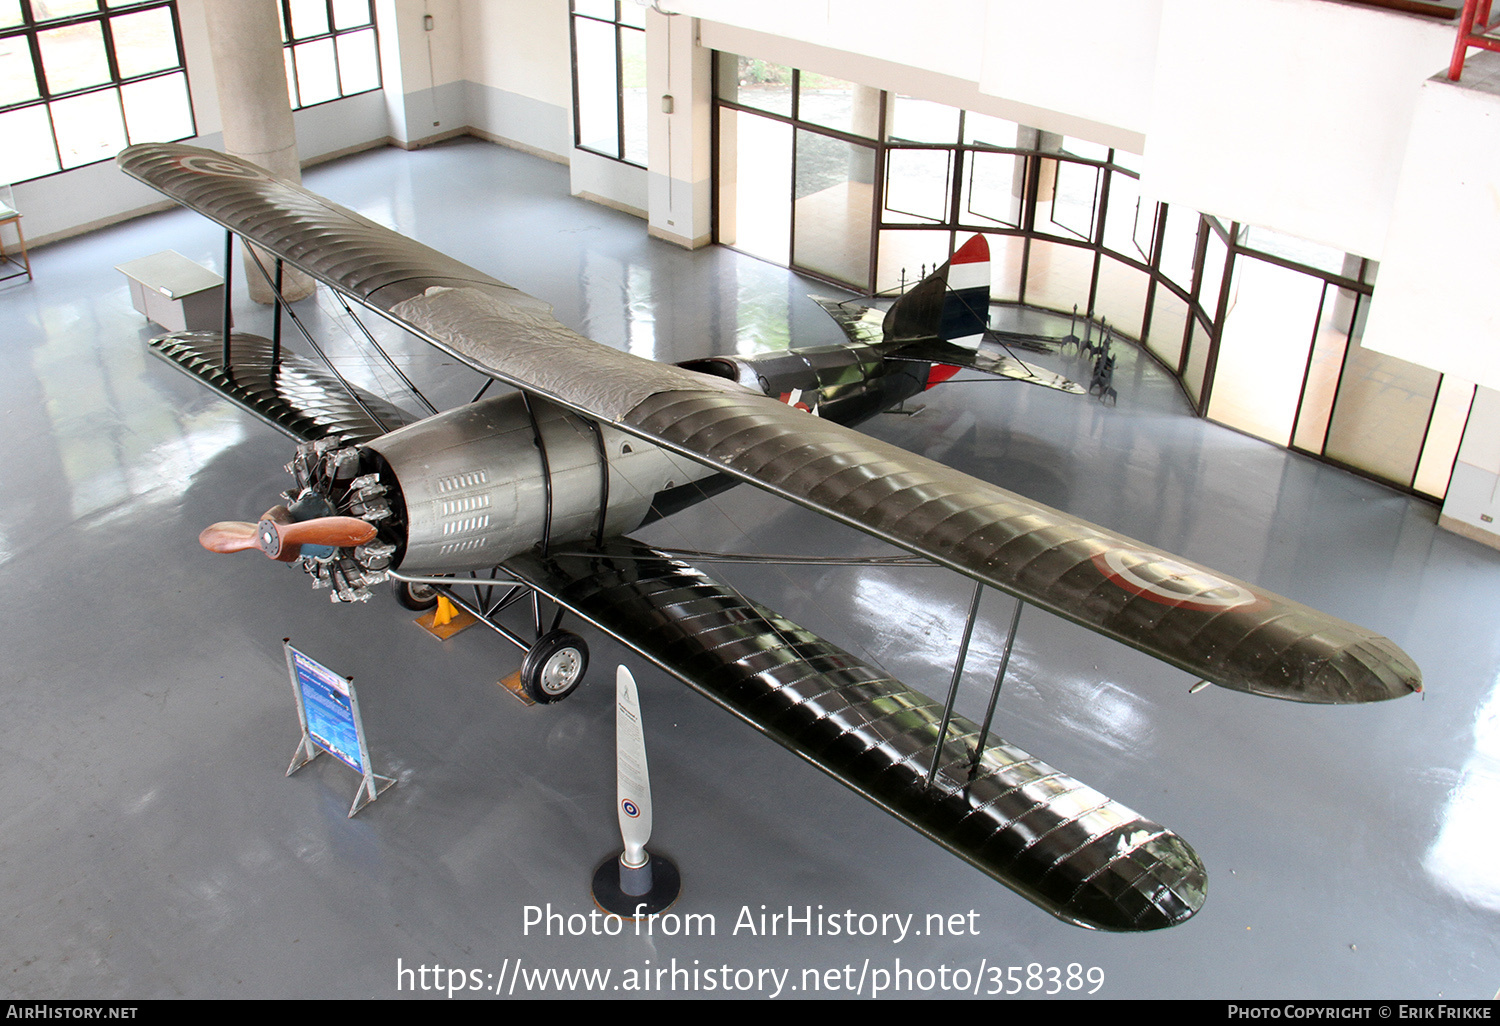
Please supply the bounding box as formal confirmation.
[118,143,1421,704]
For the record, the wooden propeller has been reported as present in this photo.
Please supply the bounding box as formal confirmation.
[199,506,376,562]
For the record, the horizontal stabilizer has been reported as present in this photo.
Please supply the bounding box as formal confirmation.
[507,540,1207,931]
[148,331,418,444]
[888,338,1085,394]
[809,296,886,346]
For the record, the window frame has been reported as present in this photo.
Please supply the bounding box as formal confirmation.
[568,0,647,168]
[278,0,381,112]
[0,0,196,184]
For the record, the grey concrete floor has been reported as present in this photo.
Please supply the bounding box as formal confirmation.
[1,138,1496,1000]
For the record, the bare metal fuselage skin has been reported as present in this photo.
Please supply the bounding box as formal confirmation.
[367,392,712,575]
[356,342,929,577]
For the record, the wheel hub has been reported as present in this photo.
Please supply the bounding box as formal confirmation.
[539,649,582,694]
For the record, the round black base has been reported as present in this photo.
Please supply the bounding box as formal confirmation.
[591,852,680,918]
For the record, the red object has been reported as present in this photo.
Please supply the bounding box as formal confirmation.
[1450,0,1498,80]
[951,234,989,266]
[924,364,962,390]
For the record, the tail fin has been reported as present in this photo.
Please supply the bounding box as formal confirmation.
[876,234,1085,396]
[881,235,992,344]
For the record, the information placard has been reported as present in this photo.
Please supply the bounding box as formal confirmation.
[283,640,395,817]
[291,648,362,772]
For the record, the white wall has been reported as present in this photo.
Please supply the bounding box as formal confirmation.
[696,16,1144,152]
[1440,386,1500,548]
[980,0,1161,142]
[458,0,573,158]
[647,8,713,248]
[668,0,993,85]
[1142,0,1452,260]
[459,0,571,107]
[685,0,1455,260]
[1362,56,1500,388]
[376,0,467,146]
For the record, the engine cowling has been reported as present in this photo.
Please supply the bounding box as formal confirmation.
[294,390,714,585]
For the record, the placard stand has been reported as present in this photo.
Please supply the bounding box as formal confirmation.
[283,639,395,817]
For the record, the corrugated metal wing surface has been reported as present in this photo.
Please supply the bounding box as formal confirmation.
[507,540,1207,931]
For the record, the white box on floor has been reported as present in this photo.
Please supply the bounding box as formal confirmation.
[116,250,225,332]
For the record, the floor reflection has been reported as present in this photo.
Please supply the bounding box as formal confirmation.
[1425,678,1500,913]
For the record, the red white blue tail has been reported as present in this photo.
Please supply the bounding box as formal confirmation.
[878,235,992,345]
[940,234,991,343]
[806,234,1078,396]
[864,234,1084,396]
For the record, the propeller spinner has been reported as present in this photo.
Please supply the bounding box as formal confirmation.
[199,505,376,562]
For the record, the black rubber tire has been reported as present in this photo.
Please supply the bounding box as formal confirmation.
[520,630,589,704]
[393,580,439,611]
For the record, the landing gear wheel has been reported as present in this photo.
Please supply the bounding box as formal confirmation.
[393,580,439,611]
[521,630,589,704]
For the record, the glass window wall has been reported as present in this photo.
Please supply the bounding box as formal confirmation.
[710,52,1472,499]
[1145,287,1189,370]
[280,0,379,111]
[1209,256,1324,446]
[792,128,875,286]
[716,107,791,267]
[961,148,1024,230]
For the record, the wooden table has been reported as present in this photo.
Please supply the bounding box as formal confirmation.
[0,204,31,284]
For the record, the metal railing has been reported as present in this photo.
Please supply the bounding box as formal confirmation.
[1450,0,1500,79]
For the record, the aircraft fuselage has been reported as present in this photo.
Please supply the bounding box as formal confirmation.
[285,340,942,589]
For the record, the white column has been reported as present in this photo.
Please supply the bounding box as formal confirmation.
[202,0,314,302]
[647,12,712,249]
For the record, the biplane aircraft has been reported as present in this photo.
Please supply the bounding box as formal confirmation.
[117,142,1421,934]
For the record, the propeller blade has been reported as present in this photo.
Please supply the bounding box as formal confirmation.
[199,521,261,553]
[198,508,375,560]
[616,665,653,868]
[279,517,378,549]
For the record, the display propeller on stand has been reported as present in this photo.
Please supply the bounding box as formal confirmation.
[592,665,680,917]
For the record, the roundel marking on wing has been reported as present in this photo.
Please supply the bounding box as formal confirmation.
[175,153,272,180]
[621,799,640,818]
[1091,549,1258,611]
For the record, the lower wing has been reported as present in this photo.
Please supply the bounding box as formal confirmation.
[505,539,1207,932]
